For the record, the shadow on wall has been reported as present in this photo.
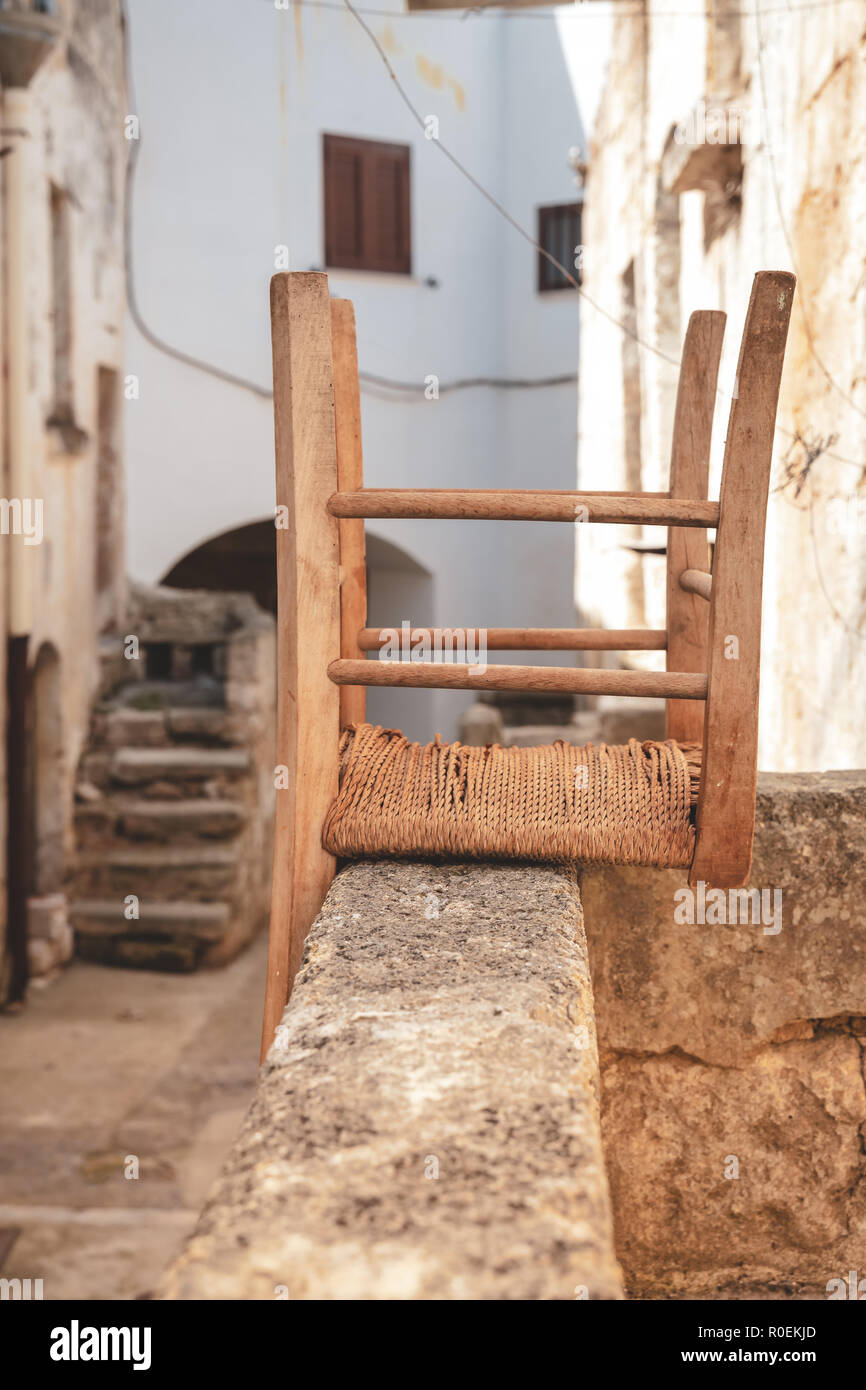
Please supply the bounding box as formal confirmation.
[364,532,436,744]
[160,522,441,744]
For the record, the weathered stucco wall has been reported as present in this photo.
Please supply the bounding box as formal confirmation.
[0,2,128,995]
[123,0,589,744]
[24,0,128,725]
[576,2,866,772]
[161,862,623,1300]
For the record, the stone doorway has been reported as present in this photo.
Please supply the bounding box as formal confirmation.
[28,643,65,898]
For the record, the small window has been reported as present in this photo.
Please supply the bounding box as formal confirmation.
[537,202,582,292]
[144,643,173,679]
[50,184,73,413]
[95,366,122,631]
[192,644,215,675]
[323,134,411,275]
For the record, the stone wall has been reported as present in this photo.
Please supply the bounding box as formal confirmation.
[581,772,866,1298]
[161,772,866,1300]
[67,585,275,975]
[0,1,128,1002]
[576,3,866,773]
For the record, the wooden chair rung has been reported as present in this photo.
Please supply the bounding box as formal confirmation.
[679,569,713,601]
[357,626,668,652]
[328,658,707,701]
[328,489,720,527]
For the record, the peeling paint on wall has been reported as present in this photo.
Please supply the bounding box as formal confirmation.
[415,53,466,112]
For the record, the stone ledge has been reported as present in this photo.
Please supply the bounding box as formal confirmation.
[160,862,622,1301]
[580,771,866,1066]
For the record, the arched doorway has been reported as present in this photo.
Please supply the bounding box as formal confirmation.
[160,522,438,743]
[29,644,65,898]
[161,520,277,615]
[4,640,66,1001]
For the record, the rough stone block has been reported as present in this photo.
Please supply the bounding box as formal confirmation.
[96,709,168,748]
[76,937,200,972]
[601,1033,866,1298]
[595,695,665,745]
[457,701,504,746]
[580,772,866,1066]
[27,893,68,942]
[580,770,866,1296]
[27,938,61,979]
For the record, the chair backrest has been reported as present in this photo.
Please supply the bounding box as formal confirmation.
[261,269,795,1055]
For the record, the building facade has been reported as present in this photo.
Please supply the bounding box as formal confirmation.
[0,0,127,1000]
[576,0,866,772]
[123,0,593,741]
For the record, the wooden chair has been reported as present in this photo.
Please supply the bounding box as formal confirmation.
[261,269,795,1056]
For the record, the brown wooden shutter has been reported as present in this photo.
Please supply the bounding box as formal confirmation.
[324,137,363,268]
[324,135,411,274]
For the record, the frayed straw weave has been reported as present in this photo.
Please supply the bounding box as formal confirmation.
[323,723,700,868]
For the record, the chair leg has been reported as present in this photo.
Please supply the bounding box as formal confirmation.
[665,310,726,744]
[690,271,795,889]
[261,272,341,1061]
[331,298,368,729]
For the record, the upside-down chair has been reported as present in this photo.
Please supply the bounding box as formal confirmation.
[261,269,795,1055]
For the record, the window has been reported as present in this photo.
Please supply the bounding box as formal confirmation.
[95,366,123,631]
[50,184,73,415]
[323,134,411,275]
[537,202,582,292]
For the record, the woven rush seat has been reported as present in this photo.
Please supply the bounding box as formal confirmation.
[323,722,702,869]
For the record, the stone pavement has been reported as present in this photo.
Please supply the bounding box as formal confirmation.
[0,935,265,1299]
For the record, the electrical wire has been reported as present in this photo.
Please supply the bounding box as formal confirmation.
[265,0,864,22]
[344,0,866,476]
[342,0,683,367]
[121,1,579,399]
[122,0,866,475]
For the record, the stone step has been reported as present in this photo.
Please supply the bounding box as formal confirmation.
[69,899,231,942]
[91,708,169,748]
[594,695,666,745]
[75,798,246,845]
[500,709,670,750]
[75,935,201,973]
[77,745,250,797]
[69,845,241,899]
[109,746,249,785]
[503,716,604,748]
[165,707,234,743]
[90,705,236,749]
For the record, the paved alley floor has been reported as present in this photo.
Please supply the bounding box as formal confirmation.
[0,934,266,1300]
